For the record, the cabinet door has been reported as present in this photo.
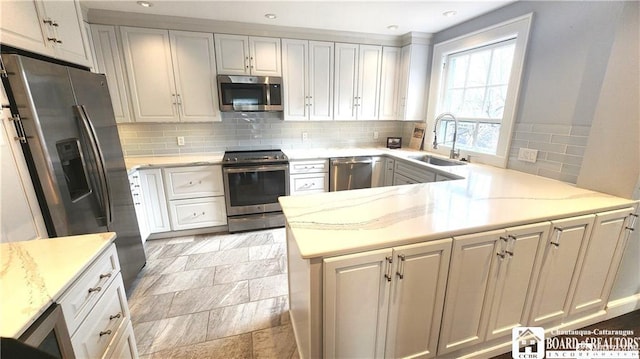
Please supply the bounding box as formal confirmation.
[385,239,452,359]
[169,30,220,122]
[324,248,393,359]
[121,27,179,122]
[529,215,594,327]
[139,169,171,233]
[357,45,382,121]
[438,230,502,354]
[214,34,250,75]
[91,25,132,123]
[379,47,401,121]
[308,41,334,121]
[40,0,90,66]
[1,108,48,242]
[282,39,308,121]
[371,157,385,188]
[398,44,429,121]
[485,223,549,341]
[384,158,395,186]
[249,36,282,76]
[569,208,636,317]
[334,43,359,121]
[0,1,49,56]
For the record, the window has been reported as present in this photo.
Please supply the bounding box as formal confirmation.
[427,14,532,167]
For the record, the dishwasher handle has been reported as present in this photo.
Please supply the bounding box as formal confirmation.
[330,156,374,165]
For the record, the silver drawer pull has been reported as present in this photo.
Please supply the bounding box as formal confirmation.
[99,273,112,279]
[88,286,102,293]
[99,330,112,337]
[109,313,122,320]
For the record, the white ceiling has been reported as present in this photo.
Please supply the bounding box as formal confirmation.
[81,1,516,35]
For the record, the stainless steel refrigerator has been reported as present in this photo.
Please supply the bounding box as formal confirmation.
[2,54,146,289]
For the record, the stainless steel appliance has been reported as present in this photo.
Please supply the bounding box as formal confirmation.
[1,54,146,289]
[217,75,283,112]
[222,150,289,232]
[330,157,373,191]
[17,304,74,358]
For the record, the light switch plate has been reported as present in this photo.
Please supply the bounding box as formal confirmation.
[177,136,185,146]
[518,148,538,163]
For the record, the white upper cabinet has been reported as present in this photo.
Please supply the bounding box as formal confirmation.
[282,39,334,121]
[334,43,382,121]
[1,107,48,242]
[397,43,429,121]
[215,34,281,76]
[90,25,132,123]
[379,46,401,121]
[120,27,219,122]
[0,0,91,67]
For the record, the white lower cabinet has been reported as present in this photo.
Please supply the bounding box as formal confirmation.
[324,238,452,359]
[568,207,637,318]
[138,168,171,234]
[528,215,595,327]
[164,165,227,230]
[59,243,138,359]
[438,222,549,355]
[289,160,328,195]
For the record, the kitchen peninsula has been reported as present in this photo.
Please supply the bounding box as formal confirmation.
[279,156,638,358]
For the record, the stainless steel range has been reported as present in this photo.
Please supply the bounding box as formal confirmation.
[222,150,289,232]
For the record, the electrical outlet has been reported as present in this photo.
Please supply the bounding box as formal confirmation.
[302,132,308,141]
[518,148,538,163]
[177,136,185,146]
[373,131,379,139]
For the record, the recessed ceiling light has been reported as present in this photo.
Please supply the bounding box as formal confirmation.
[137,1,152,7]
[264,13,277,20]
[443,10,457,17]
[387,25,399,30]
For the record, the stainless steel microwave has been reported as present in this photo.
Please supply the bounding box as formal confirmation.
[217,75,283,112]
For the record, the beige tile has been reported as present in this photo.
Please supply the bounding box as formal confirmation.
[155,242,196,259]
[128,274,161,301]
[168,281,250,317]
[249,243,286,261]
[141,255,188,276]
[134,311,209,355]
[145,267,216,295]
[140,333,253,359]
[182,237,222,255]
[185,247,249,270]
[129,292,174,324]
[219,231,274,250]
[249,274,288,301]
[214,258,284,284]
[252,324,297,359]
[207,296,287,340]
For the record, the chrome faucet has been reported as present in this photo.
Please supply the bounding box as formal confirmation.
[433,112,460,159]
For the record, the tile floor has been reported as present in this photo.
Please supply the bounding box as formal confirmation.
[127,228,299,359]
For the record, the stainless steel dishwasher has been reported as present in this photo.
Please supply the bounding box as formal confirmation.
[329,157,373,191]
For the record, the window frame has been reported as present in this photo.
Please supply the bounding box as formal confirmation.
[426,13,533,167]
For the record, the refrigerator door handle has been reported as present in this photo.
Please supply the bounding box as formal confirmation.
[73,105,112,226]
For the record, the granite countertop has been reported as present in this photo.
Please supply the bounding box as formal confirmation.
[0,233,116,338]
[124,152,225,172]
[279,159,637,259]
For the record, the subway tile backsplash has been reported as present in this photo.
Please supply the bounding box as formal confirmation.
[117,113,406,156]
[118,115,590,184]
[507,122,591,184]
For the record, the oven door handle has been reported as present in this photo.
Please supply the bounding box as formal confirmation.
[223,164,289,173]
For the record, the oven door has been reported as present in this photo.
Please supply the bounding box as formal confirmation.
[223,164,289,216]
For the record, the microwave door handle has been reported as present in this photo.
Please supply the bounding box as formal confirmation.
[73,105,112,226]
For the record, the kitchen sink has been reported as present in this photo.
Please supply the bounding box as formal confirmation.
[408,155,467,166]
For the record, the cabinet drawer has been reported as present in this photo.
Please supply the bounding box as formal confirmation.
[164,165,224,200]
[290,173,328,195]
[105,321,137,359]
[169,197,227,230]
[394,161,435,183]
[71,273,130,359]
[290,160,328,174]
[60,244,120,335]
[393,173,418,186]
